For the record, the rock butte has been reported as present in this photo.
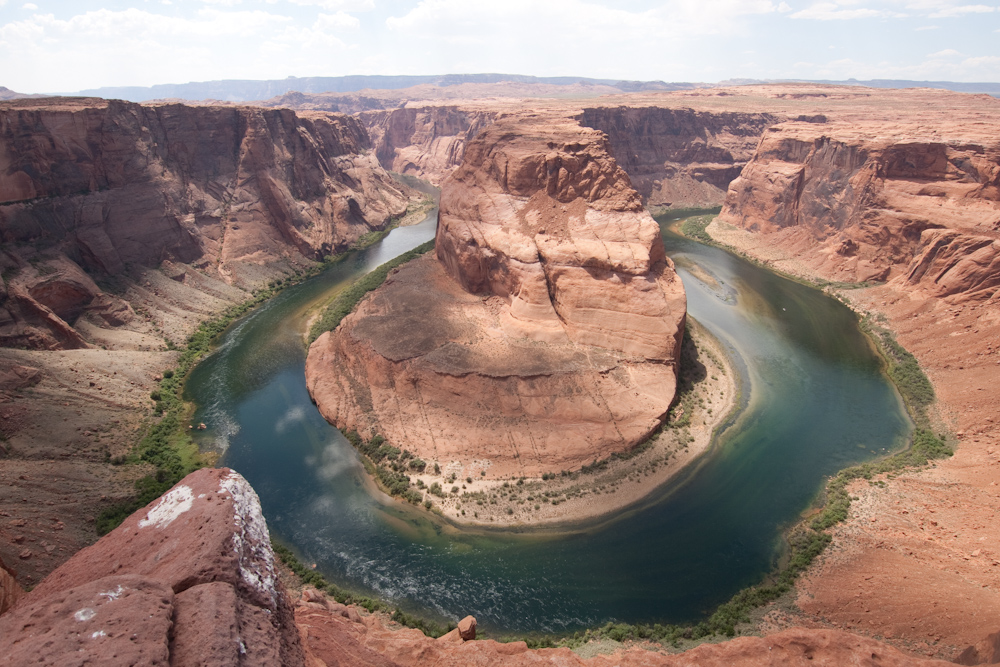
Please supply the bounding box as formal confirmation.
[306,114,686,477]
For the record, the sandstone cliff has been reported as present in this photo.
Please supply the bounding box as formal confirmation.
[0,97,413,350]
[579,106,777,210]
[360,105,498,184]
[307,114,686,478]
[704,87,1000,656]
[718,117,1000,292]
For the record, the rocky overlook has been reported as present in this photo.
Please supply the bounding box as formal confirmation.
[0,468,983,667]
[306,114,686,478]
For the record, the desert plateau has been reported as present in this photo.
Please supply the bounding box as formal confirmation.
[1,39,999,667]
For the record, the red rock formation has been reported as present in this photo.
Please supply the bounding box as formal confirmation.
[361,106,498,184]
[579,106,777,209]
[705,87,1000,655]
[718,119,1000,292]
[0,555,23,616]
[957,630,1000,665]
[307,114,685,478]
[296,595,959,667]
[0,467,305,666]
[0,97,414,349]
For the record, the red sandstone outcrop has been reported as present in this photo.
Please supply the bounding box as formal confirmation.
[704,86,1000,657]
[296,595,959,667]
[0,555,24,615]
[579,106,777,209]
[0,467,305,666]
[361,105,498,184]
[0,97,414,349]
[307,115,685,477]
[718,114,1000,292]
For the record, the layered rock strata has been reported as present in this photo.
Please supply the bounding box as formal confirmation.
[706,89,1000,654]
[307,115,686,477]
[2,467,984,666]
[360,105,498,184]
[0,97,413,350]
[0,468,305,666]
[718,118,1000,290]
[579,106,777,209]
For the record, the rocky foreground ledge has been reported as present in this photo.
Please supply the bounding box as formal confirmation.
[1,468,990,666]
[306,114,687,479]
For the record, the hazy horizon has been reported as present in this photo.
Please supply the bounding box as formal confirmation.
[1,0,999,95]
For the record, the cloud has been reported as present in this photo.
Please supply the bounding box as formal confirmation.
[22,2,37,9]
[387,0,785,48]
[0,8,312,91]
[915,24,940,28]
[266,0,375,10]
[790,3,908,19]
[927,4,996,17]
[927,48,963,57]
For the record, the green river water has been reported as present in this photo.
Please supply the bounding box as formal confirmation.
[184,210,911,634]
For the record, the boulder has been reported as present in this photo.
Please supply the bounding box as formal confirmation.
[0,468,305,666]
[457,615,476,641]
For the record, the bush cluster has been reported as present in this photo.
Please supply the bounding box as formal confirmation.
[342,430,424,504]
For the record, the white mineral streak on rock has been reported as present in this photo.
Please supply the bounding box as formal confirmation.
[219,471,277,609]
[74,608,96,622]
[99,585,125,602]
[137,485,194,529]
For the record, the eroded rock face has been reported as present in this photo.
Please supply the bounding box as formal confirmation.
[361,105,498,184]
[0,97,413,349]
[579,106,778,210]
[0,467,305,666]
[307,115,685,477]
[295,598,959,667]
[718,120,1000,296]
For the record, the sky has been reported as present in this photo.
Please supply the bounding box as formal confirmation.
[1,0,998,94]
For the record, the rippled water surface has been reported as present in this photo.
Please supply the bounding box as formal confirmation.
[184,211,911,633]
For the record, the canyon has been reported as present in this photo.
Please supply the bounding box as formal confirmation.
[1,82,999,665]
[0,96,417,586]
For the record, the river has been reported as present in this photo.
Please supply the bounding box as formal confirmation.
[184,209,911,634]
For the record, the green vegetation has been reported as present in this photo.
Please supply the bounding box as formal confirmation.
[96,225,432,535]
[272,540,455,638]
[655,206,722,222]
[342,430,425,504]
[308,239,435,344]
[678,213,717,244]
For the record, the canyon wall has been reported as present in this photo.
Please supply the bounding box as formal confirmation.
[307,113,686,478]
[0,97,413,350]
[0,97,415,592]
[360,105,498,184]
[718,121,1000,290]
[579,106,777,209]
[707,89,1000,655]
[0,468,305,666]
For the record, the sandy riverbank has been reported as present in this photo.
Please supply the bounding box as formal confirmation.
[393,317,739,528]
